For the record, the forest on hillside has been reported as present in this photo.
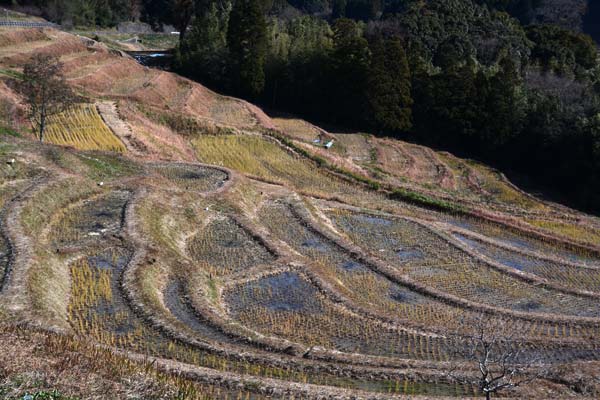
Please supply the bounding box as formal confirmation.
[7,0,600,212]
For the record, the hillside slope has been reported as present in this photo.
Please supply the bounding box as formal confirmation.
[1,26,600,399]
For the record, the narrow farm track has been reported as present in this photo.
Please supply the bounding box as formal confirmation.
[0,173,50,292]
[96,101,145,156]
[0,171,64,315]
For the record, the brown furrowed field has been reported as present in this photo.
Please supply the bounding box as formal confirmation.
[1,26,600,400]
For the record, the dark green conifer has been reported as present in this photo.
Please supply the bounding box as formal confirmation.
[227,0,268,98]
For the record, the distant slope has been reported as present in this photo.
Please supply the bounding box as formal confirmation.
[0,27,275,160]
[1,26,599,248]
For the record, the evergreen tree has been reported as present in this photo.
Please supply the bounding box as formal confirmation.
[329,18,371,125]
[176,0,230,87]
[366,36,412,134]
[480,57,524,150]
[227,0,268,98]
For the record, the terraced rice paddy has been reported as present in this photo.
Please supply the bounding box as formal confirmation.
[272,117,324,142]
[51,190,130,247]
[225,271,452,359]
[164,280,242,344]
[187,217,276,277]
[191,135,380,202]
[44,104,126,152]
[67,249,291,400]
[526,219,600,246]
[328,210,600,318]
[444,215,600,266]
[4,26,600,399]
[453,233,600,293]
[149,163,229,192]
[68,247,460,396]
[258,202,467,332]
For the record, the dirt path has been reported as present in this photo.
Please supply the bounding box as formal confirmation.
[96,101,147,157]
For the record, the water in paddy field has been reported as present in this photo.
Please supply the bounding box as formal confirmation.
[584,0,600,45]
[127,51,173,70]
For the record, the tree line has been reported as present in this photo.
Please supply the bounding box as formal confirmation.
[174,0,600,211]
[9,0,600,212]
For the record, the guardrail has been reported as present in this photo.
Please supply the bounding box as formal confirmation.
[0,20,57,28]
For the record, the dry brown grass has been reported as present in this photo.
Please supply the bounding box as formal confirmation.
[0,324,243,400]
[0,28,49,48]
[527,219,600,246]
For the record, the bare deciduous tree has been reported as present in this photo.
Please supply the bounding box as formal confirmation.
[18,53,74,143]
[446,313,545,400]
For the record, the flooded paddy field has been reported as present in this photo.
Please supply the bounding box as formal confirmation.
[328,210,600,319]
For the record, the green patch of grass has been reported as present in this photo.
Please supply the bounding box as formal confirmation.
[388,187,463,213]
[527,219,600,245]
[0,126,21,138]
[76,32,178,51]
[76,152,141,181]
[45,147,140,182]
[0,69,23,80]
[137,33,179,50]
[0,9,44,21]
[206,278,218,302]
[0,139,15,153]
[21,178,99,236]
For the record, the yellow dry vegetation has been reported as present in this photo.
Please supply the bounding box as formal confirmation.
[527,219,600,246]
[192,134,348,194]
[466,161,544,210]
[44,104,126,152]
[272,117,323,142]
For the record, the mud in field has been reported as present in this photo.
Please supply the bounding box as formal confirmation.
[453,233,600,293]
[0,233,9,289]
[329,210,600,319]
[52,190,130,248]
[150,163,228,192]
[227,272,323,314]
[164,280,245,344]
[445,216,600,267]
[187,217,276,276]
[224,271,453,360]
